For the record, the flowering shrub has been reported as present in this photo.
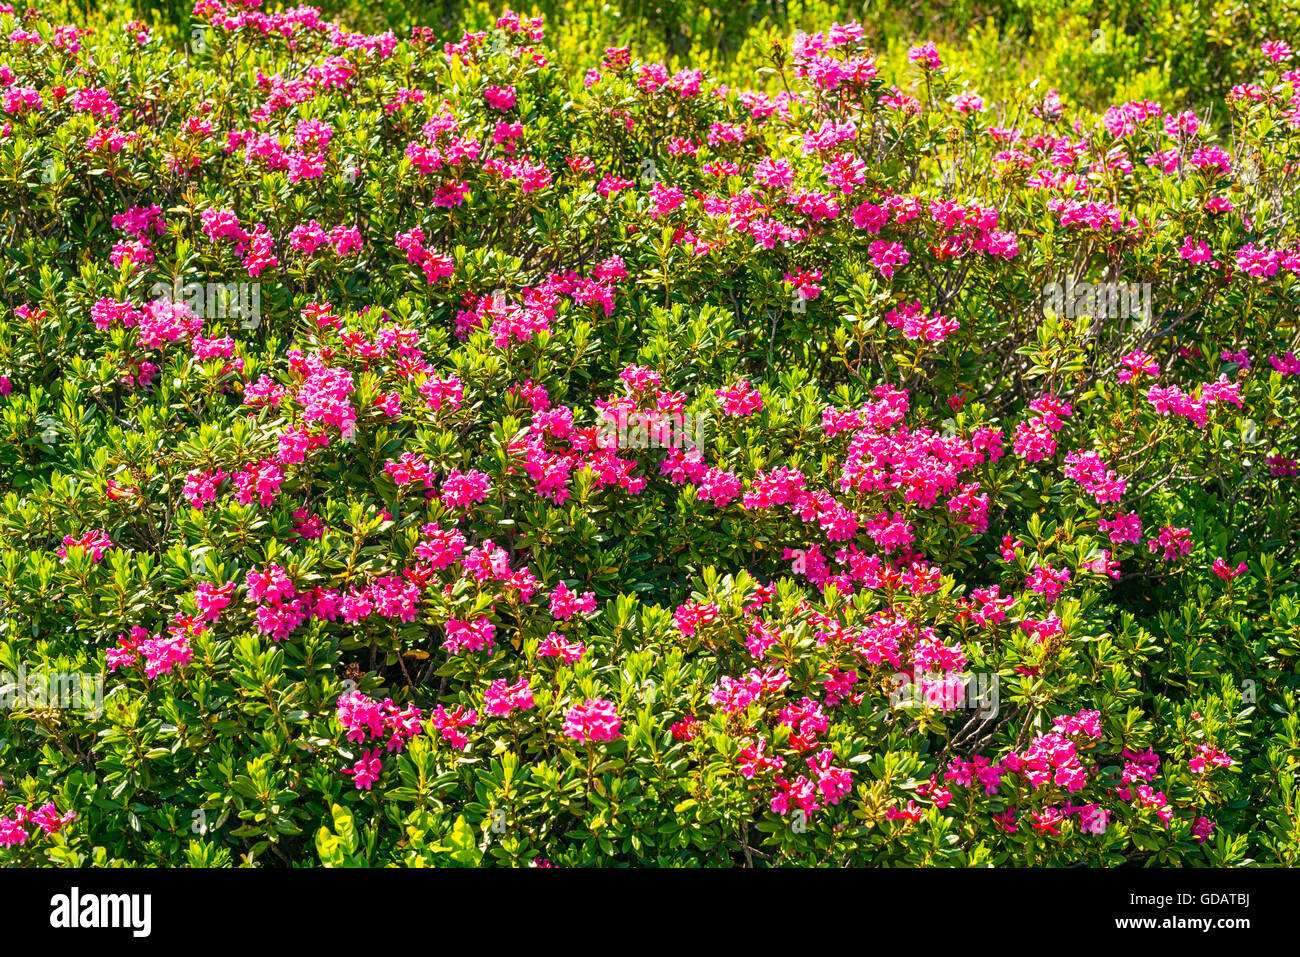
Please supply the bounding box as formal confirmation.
[1,0,1299,868]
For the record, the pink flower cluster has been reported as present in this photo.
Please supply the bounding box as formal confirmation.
[563,697,622,742]
[484,677,535,716]
[443,616,496,655]
[549,581,596,620]
[336,691,425,790]
[770,749,854,816]
[1145,375,1242,427]
[1147,525,1192,561]
[1064,450,1127,503]
[884,300,959,342]
[58,529,114,563]
[1188,744,1233,774]
[107,625,195,678]
[337,691,424,752]
[717,380,763,416]
[428,704,480,749]
[1013,395,1072,462]
[538,631,586,663]
[0,802,76,848]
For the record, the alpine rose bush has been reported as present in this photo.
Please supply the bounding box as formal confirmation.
[0,0,1298,868]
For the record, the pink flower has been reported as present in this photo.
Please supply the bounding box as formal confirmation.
[945,756,1006,796]
[1270,352,1300,376]
[0,816,30,848]
[3,86,43,114]
[852,201,888,233]
[233,458,285,508]
[287,151,326,183]
[884,300,957,341]
[484,84,517,110]
[384,452,433,487]
[738,737,783,778]
[884,800,923,823]
[1012,417,1058,462]
[960,585,1014,628]
[822,152,866,193]
[127,631,195,678]
[807,749,853,804]
[689,467,739,507]
[1118,350,1159,383]
[1147,525,1192,561]
[598,175,633,197]
[484,678,534,717]
[550,581,597,620]
[717,380,763,416]
[337,691,422,753]
[1211,558,1248,580]
[1020,614,1063,644]
[70,85,120,120]
[1084,550,1121,579]
[1120,747,1161,786]
[710,675,758,714]
[441,469,492,508]
[1078,805,1110,835]
[1064,450,1127,503]
[295,352,357,439]
[1221,349,1251,371]
[1053,709,1102,739]
[1098,512,1142,544]
[201,207,246,245]
[244,375,287,409]
[107,627,146,672]
[785,269,822,300]
[648,182,686,218]
[907,41,942,69]
[58,529,113,563]
[1027,562,1071,602]
[182,468,226,509]
[29,802,76,836]
[443,616,496,655]
[342,749,383,790]
[754,157,794,189]
[992,809,1018,832]
[420,702,475,749]
[538,632,586,663]
[1261,40,1292,62]
[868,240,910,279]
[563,698,621,742]
[415,522,467,570]
[195,581,236,622]
[1179,237,1215,264]
[1188,744,1233,774]
[421,375,463,412]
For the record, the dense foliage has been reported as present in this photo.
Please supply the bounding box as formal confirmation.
[1,0,1298,867]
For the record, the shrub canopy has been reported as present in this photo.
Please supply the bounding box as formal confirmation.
[0,1,1299,867]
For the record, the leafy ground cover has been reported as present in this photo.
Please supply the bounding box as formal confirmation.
[0,0,1298,866]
